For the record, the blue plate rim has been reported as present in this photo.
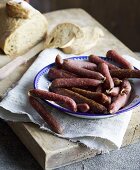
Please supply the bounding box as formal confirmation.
[33,56,140,117]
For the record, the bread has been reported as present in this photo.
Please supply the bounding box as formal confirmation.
[0,0,47,57]
[62,27,104,54]
[45,23,83,49]
[6,0,33,19]
[45,21,104,54]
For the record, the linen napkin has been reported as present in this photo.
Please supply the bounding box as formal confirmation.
[0,49,139,152]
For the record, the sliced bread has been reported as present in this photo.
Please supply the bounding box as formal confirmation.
[62,27,104,54]
[45,23,83,49]
[0,0,47,57]
[45,9,105,54]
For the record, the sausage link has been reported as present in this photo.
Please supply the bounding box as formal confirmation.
[110,69,140,79]
[29,89,77,112]
[50,78,102,88]
[77,103,90,112]
[106,50,134,70]
[89,55,119,70]
[47,67,78,80]
[98,63,114,90]
[55,54,63,68]
[29,96,63,134]
[109,80,131,114]
[53,88,107,114]
[106,87,120,97]
[64,59,97,70]
[120,79,132,95]
[71,87,111,106]
[96,84,103,93]
[62,60,104,80]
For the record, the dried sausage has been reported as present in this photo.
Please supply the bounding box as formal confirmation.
[29,89,77,112]
[29,96,63,134]
[71,87,111,106]
[62,60,104,80]
[109,80,131,114]
[77,103,90,112]
[98,63,114,89]
[51,78,103,88]
[47,67,78,80]
[106,50,134,69]
[53,88,107,114]
[89,54,119,70]
[110,69,140,79]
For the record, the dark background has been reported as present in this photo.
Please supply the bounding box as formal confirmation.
[30,0,140,52]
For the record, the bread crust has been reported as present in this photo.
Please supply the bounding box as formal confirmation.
[6,0,30,19]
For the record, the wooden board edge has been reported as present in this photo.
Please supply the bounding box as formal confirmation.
[8,122,46,169]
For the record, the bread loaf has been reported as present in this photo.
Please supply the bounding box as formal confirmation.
[0,0,47,57]
[45,23,83,49]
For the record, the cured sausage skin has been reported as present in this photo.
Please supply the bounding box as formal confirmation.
[51,78,102,88]
[48,67,78,80]
[98,63,114,90]
[29,89,77,112]
[109,80,131,114]
[71,87,111,106]
[106,50,134,70]
[110,69,140,79]
[89,55,119,70]
[52,88,107,114]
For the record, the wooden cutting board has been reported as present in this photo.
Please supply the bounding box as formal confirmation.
[0,9,140,170]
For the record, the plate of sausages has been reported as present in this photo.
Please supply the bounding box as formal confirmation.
[31,50,140,119]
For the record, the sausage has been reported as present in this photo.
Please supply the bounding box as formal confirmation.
[79,86,97,92]
[109,92,130,114]
[55,54,63,68]
[110,69,140,79]
[106,50,134,70]
[71,87,111,106]
[106,87,120,97]
[29,89,77,112]
[50,78,103,88]
[96,84,103,93]
[98,63,114,90]
[47,67,78,80]
[64,59,97,70]
[29,96,63,134]
[89,54,119,70]
[62,59,105,80]
[52,88,107,114]
[77,103,90,112]
[120,79,132,95]
[113,78,122,86]
[109,80,131,114]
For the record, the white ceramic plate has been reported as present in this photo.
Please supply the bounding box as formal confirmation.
[34,56,140,119]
